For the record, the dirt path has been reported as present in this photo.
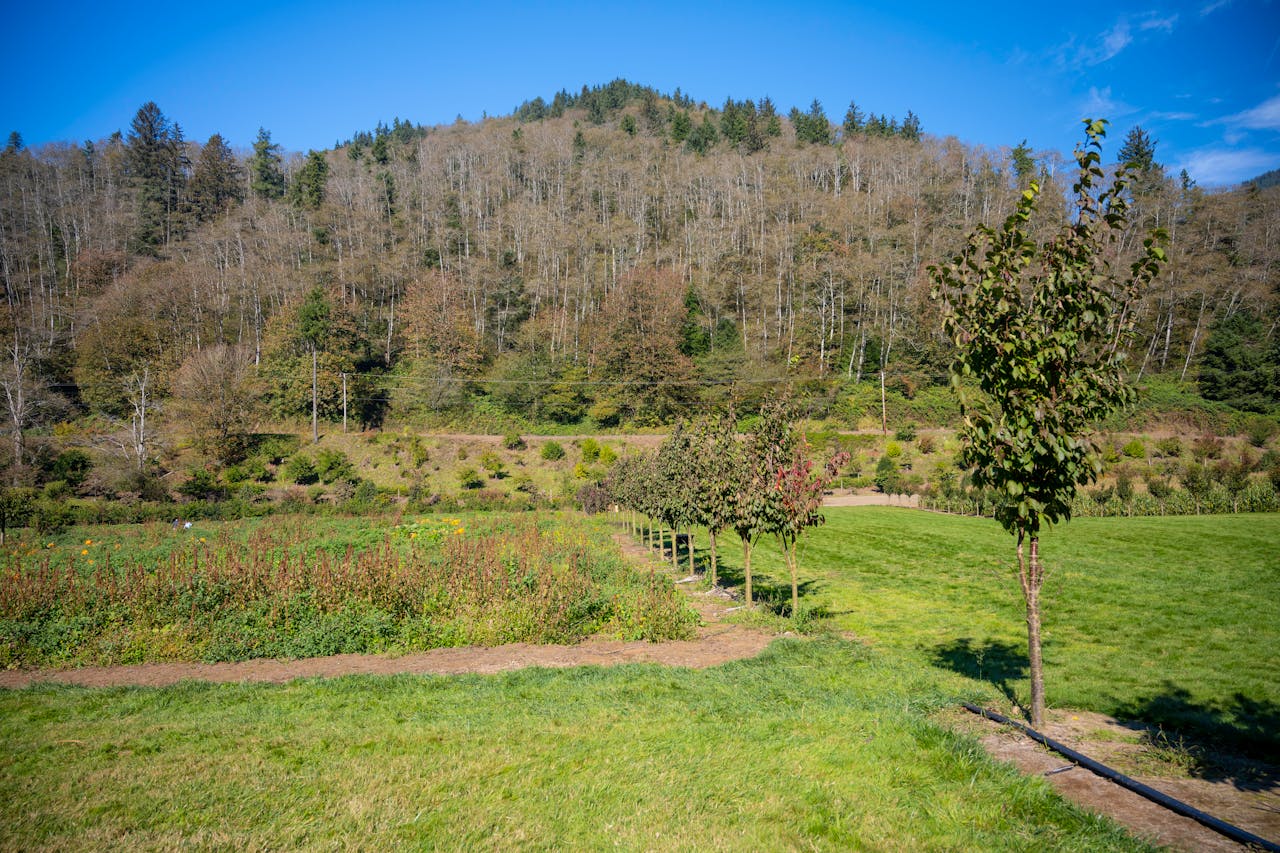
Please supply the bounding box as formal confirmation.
[3,532,1275,853]
[949,707,1280,852]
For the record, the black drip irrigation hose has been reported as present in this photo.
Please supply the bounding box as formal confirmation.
[962,702,1280,853]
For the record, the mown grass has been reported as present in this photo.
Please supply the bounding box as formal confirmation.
[708,508,1280,758]
[0,639,1153,851]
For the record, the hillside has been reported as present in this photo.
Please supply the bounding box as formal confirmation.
[0,80,1277,489]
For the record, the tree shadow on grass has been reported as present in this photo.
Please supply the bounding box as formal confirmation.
[930,637,1030,719]
[708,557,829,619]
[1112,683,1280,789]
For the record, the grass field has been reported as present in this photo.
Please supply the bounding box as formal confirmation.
[710,508,1280,758]
[0,639,1153,851]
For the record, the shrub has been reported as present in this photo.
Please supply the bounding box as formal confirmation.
[177,468,229,502]
[502,431,526,451]
[284,454,319,485]
[541,441,565,461]
[49,449,92,489]
[1145,475,1173,499]
[1192,435,1224,461]
[917,434,936,455]
[576,482,611,514]
[598,444,617,465]
[457,467,484,490]
[479,451,506,479]
[580,438,601,463]
[884,441,903,459]
[1154,437,1182,458]
[1243,414,1279,448]
[1122,439,1146,459]
[315,449,355,484]
[893,424,917,442]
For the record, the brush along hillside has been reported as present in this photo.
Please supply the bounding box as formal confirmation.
[0,79,1276,502]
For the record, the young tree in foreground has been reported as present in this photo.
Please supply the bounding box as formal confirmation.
[929,120,1166,726]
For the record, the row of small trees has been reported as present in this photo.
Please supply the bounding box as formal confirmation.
[604,405,848,616]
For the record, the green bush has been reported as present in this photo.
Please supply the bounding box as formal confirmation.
[315,449,355,484]
[1122,439,1146,459]
[580,438,601,463]
[541,441,566,461]
[457,468,484,490]
[598,444,617,465]
[1154,437,1182,458]
[502,431,526,451]
[285,454,319,485]
[49,449,92,489]
[893,424,917,442]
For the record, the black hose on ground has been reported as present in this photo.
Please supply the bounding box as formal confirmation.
[962,702,1280,853]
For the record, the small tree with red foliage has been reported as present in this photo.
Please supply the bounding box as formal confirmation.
[765,446,850,618]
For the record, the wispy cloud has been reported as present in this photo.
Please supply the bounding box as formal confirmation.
[1176,147,1277,185]
[1228,94,1280,130]
[1149,111,1197,121]
[1139,14,1179,33]
[1081,86,1137,119]
[1200,0,1232,16]
[1062,13,1178,68]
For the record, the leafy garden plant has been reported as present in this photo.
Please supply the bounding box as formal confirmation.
[929,119,1167,726]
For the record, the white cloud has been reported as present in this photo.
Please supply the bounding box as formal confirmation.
[1139,14,1179,33]
[1176,147,1278,185]
[1081,87,1137,119]
[1229,94,1280,130]
[1098,21,1133,62]
[1150,111,1197,121]
[1200,0,1232,16]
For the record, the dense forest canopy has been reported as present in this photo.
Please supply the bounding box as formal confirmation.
[0,79,1276,479]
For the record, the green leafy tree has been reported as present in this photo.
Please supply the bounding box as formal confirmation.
[289,150,329,210]
[690,413,742,587]
[0,486,35,544]
[929,119,1167,726]
[125,102,188,252]
[765,446,848,617]
[842,101,865,136]
[249,127,285,200]
[1010,140,1036,188]
[187,133,243,221]
[733,402,797,606]
[1197,308,1280,412]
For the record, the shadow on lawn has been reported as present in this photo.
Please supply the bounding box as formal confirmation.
[930,637,1030,718]
[1112,684,1280,789]
[709,558,831,619]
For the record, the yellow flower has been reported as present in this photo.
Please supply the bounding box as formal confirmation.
[88,560,94,566]
[410,532,417,539]
[84,539,92,546]
[81,549,88,556]
[199,537,206,543]
[46,543,54,549]
[454,527,464,535]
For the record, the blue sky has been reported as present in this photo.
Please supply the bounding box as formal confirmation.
[3,0,1278,185]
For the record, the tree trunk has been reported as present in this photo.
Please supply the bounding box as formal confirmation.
[708,529,718,587]
[669,527,677,569]
[311,346,319,444]
[687,530,695,575]
[742,535,753,605]
[783,535,799,617]
[1019,532,1046,727]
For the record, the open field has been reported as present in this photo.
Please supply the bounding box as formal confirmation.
[0,639,1153,851]
[707,508,1280,758]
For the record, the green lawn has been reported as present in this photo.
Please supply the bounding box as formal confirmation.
[0,639,1152,851]
[711,508,1280,757]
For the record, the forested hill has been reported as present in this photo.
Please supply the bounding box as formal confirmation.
[1,80,1277,453]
